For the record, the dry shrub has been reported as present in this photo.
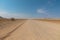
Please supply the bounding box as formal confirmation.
[11,18,15,21]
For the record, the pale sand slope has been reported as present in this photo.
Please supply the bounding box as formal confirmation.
[4,20,60,40]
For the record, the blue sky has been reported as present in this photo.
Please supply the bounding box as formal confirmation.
[0,0,60,18]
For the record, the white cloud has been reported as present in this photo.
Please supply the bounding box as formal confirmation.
[37,9,48,14]
[0,11,29,18]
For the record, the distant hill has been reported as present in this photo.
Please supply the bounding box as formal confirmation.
[0,16,3,19]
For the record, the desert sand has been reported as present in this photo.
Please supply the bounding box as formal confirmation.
[0,19,26,40]
[0,19,60,40]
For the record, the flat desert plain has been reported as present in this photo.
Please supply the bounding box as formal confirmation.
[39,19,60,24]
[0,19,26,40]
[0,19,60,40]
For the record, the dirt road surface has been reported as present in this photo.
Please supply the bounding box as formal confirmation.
[1,20,60,40]
[0,20,26,40]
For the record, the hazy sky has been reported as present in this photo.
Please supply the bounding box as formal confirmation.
[0,0,60,18]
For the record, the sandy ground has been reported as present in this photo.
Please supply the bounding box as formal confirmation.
[1,20,60,40]
[0,19,26,40]
[38,19,60,24]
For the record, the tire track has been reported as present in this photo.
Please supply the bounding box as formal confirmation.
[0,21,26,40]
